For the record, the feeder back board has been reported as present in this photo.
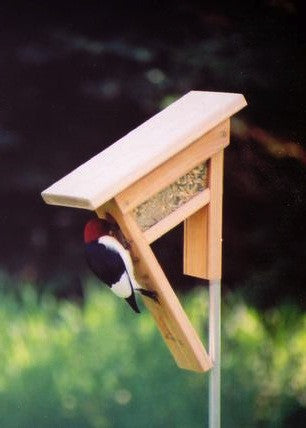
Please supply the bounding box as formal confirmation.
[42,91,247,372]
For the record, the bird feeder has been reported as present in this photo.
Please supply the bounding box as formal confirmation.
[42,91,246,375]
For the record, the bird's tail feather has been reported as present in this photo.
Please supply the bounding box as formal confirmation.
[136,288,159,303]
[125,294,141,314]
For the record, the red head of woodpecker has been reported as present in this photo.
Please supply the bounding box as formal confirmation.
[84,217,158,313]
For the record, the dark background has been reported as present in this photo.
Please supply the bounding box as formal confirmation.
[0,0,305,308]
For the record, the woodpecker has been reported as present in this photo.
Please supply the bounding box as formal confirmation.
[84,217,158,313]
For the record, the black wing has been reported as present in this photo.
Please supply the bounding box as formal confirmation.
[85,241,126,286]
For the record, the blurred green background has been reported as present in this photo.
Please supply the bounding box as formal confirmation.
[0,283,305,427]
[0,0,305,426]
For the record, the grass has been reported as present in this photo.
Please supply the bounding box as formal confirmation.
[0,280,305,427]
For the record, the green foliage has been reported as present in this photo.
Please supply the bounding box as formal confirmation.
[0,281,305,427]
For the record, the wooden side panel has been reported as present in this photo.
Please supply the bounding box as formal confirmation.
[184,205,208,279]
[184,127,228,280]
[206,150,224,280]
[96,200,212,372]
[116,120,229,214]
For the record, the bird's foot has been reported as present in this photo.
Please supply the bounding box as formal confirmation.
[136,288,159,304]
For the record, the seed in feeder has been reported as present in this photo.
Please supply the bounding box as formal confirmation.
[133,161,207,231]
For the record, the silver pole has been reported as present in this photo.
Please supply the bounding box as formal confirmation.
[209,279,221,428]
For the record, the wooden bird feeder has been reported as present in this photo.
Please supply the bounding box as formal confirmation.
[42,91,247,374]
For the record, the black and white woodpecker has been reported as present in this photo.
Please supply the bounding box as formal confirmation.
[84,217,158,313]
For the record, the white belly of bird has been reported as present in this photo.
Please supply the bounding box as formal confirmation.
[111,271,132,298]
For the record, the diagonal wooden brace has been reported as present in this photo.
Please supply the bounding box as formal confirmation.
[96,199,212,372]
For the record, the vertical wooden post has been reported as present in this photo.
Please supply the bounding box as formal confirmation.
[207,150,224,280]
[183,119,228,280]
[183,206,208,278]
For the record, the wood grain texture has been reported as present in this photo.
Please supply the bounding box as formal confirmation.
[206,150,225,279]
[184,205,208,279]
[143,188,210,244]
[184,122,228,280]
[116,120,229,214]
[96,199,212,372]
[42,92,246,210]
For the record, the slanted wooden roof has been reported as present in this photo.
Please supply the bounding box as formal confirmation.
[42,91,247,210]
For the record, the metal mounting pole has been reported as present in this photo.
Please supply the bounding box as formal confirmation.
[209,279,221,428]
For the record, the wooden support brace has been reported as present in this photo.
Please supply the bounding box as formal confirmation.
[184,122,228,280]
[206,150,224,280]
[96,199,212,372]
[184,205,208,279]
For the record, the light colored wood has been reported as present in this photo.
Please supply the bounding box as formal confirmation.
[143,188,210,244]
[42,92,246,210]
[184,205,208,279]
[96,199,212,372]
[184,126,228,280]
[116,121,229,214]
[206,150,225,279]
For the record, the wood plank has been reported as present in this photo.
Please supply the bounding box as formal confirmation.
[143,189,210,244]
[184,205,208,279]
[96,199,212,372]
[184,122,228,280]
[42,92,246,210]
[116,120,229,214]
[206,150,225,279]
